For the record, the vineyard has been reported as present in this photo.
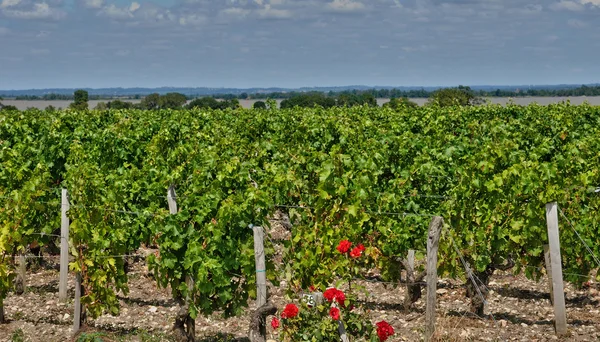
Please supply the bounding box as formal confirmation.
[0,103,599,341]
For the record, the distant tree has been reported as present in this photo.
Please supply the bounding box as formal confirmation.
[225,98,241,109]
[95,102,108,110]
[187,97,239,110]
[383,97,418,110]
[253,101,267,109]
[0,105,18,112]
[280,93,336,109]
[187,97,221,109]
[428,86,481,107]
[239,92,249,100]
[158,92,187,109]
[107,100,134,110]
[141,93,160,110]
[45,105,57,112]
[69,89,89,110]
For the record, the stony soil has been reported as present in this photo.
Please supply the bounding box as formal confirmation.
[1,222,599,342]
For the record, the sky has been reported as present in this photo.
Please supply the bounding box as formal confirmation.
[0,0,599,89]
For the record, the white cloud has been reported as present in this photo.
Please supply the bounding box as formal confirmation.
[3,2,66,20]
[83,0,103,9]
[133,5,175,24]
[549,0,600,10]
[129,2,139,12]
[221,7,251,17]
[257,4,291,18]
[580,0,600,6]
[0,0,20,8]
[328,0,365,11]
[179,13,206,25]
[36,30,50,37]
[99,2,139,19]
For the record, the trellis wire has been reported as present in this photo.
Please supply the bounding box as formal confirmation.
[444,226,503,340]
[558,208,600,269]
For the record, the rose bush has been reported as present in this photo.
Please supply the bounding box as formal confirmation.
[271,287,395,341]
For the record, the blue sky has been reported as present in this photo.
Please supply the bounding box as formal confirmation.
[1,0,599,89]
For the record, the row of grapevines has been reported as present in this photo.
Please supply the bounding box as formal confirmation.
[0,102,598,327]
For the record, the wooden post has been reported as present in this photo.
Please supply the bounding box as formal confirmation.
[338,320,350,342]
[252,225,267,308]
[59,188,70,302]
[425,216,444,342]
[546,202,567,336]
[543,244,554,305]
[403,249,421,311]
[73,272,82,333]
[15,254,26,295]
[168,186,195,341]
[167,185,178,214]
[408,249,415,273]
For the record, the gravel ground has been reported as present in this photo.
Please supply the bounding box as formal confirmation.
[1,219,599,342]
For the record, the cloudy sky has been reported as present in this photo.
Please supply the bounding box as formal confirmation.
[0,0,599,89]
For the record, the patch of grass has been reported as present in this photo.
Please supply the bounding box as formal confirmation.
[76,332,109,342]
[10,328,25,342]
[12,311,25,320]
[137,330,177,342]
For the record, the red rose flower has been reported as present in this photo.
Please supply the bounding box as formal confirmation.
[281,303,299,319]
[350,246,363,258]
[335,290,346,305]
[329,307,340,320]
[323,288,346,306]
[376,321,395,342]
[271,317,280,329]
[337,240,352,253]
[357,244,365,252]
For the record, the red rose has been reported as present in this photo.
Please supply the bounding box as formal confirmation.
[271,317,280,329]
[357,244,365,252]
[337,240,352,253]
[323,288,346,306]
[350,247,363,258]
[329,307,340,320]
[335,290,346,306]
[281,303,299,319]
[376,321,395,342]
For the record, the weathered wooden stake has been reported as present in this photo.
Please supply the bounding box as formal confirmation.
[403,249,423,311]
[73,272,83,333]
[59,188,70,302]
[15,254,26,295]
[425,216,444,342]
[168,185,195,341]
[167,185,178,215]
[543,244,554,305]
[338,320,350,342]
[408,249,415,273]
[545,202,567,336]
[252,225,267,308]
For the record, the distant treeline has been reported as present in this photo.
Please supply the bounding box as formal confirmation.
[13,94,107,101]
[208,84,600,100]
[5,84,600,102]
